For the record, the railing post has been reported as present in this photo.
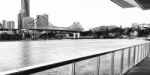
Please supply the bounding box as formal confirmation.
[147,43,149,55]
[149,43,150,55]
[149,43,150,54]
[139,45,141,62]
[128,47,131,68]
[140,45,143,61]
[72,62,75,75]
[146,43,148,57]
[148,43,150,55]
[145,44,147,57]
[144,44,146,57]
[145,44,146,57]
[146,43,148,56]
[143,44,145,59]
[143,44,144,58]
[142,44,144,60]
[142,44,145,59]
[147,43,148,56]
[111,52,115,75]
[146,44,148,56]
[137,45,140,63]
[96,56,100,75]
[133,46,136,65]
[147,44,148,56]
[144,44,146,58]
[146,43,149,56]
[120,49,124,75]
[148,43,149,54]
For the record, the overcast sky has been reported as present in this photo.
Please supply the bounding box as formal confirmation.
[0,0,150,30]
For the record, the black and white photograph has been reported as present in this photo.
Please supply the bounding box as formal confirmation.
[0,0,150,75]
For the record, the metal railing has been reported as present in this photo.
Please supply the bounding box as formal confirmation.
[3,42,150,75]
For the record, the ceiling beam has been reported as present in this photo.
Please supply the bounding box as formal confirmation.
[111,0,135,8]
[111,0,150,10]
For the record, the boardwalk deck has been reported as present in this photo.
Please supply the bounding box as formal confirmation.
[125,56,150,75]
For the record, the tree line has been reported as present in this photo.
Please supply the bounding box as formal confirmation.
[81,25,150,39]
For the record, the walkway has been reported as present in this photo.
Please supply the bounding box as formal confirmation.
[125,56,150,75]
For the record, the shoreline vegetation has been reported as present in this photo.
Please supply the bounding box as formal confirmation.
[0,25,149,41]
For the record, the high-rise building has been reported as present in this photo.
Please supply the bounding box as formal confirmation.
[20,9,27,19]
[18,9,26,29]
[7,21,11,29]
[0,23,2,29]
[36,14,49,29]
[6,21,15,29]
[22,17,35,29]
[18,13,22,29]
[21,0,30,17]
[18,0,30,29]
[11,21,15,29]
[2,20,7,29]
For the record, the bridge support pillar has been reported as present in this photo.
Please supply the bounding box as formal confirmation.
[66,34,70,38]
[73,33,80,39]
[22,32,25,40]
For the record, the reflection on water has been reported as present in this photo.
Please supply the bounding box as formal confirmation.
[21,41,31,67]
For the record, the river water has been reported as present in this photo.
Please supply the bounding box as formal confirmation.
[0,39,148,74]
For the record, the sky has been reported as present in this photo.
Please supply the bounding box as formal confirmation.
[0,0,150,30]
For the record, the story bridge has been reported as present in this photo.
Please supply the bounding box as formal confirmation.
[0,16,85,39]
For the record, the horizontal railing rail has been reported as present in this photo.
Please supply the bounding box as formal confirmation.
[2,42,150,75]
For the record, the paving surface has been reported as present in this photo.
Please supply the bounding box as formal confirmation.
[125,56,150,75]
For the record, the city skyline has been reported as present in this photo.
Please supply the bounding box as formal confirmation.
[1,0,150,30]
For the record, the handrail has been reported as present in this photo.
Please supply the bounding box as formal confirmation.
[1,42,150,75]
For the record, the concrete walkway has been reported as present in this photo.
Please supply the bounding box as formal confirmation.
[125,56,150,75]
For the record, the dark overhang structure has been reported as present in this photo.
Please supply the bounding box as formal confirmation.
[111,0,135,8]
[135,0,150,10]
[111,0,150,10]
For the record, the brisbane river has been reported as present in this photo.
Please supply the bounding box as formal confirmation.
[0,39,148,74]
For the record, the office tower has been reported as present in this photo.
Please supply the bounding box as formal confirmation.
[18,13,22,29]
[11,21,15,29]
[7,21,11,29]
[21,0,30,16]
[0,23,2,29]
[6,21,15,29]
[18,9,26,29]
[20,9,27,20]
[22,17,34,29]
[18,0,30,29]
[2,20,6,29]
[36,14,49,29]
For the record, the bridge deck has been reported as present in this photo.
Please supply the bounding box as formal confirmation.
[125,56,150,75]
